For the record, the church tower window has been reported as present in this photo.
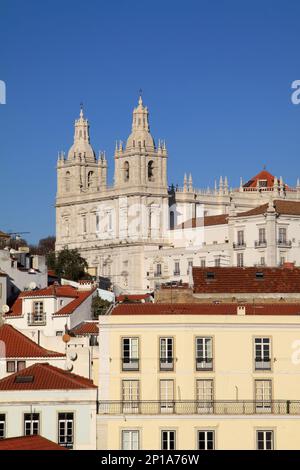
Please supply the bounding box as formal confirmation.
[65,171,71,192]
[124,161,130,182]
[87,171,94,188]
[148,161,154,182]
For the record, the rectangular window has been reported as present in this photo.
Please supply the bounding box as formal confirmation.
[24,413,40,436]
[259,228,266,244]
[187,260,193,274]
[256,430,274,450]
[200,258,206,268]
[96,214,100,232]
[160,379,174,413]
[255,338,271,370]
[198,430,215,450]
[278,227,287,244]
[82,215,87,234]
[237,230,244,245]
[174,261,180,276]
[161,430,176,450]
[279,256,285,266]
[32,301,44,323]
[237,252,244,267]
[0,414,5,439]
[255,380,272,413]
[260,257,265,266]
[214,258,221,267]
[196,379,214,414]
[122,430,140,450]
[17,361,26,371]
[122,338,139,371]
[156,263,162,276]
[58,412,74,448]
[122,380,139,413]
[6,361,15,373]
[196,337,213,370]
[108,212,112,231]
[160,338,174,370]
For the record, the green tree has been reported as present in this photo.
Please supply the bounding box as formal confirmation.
[54,248,88,281]
[91,296,111,317]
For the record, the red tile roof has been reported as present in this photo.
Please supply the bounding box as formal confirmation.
[6,286,96,317]
[70,321,99,335]
[19,285,79,298]
[175,214,229,229]
[0,324,64,359]
[192,266,300,294]
[0,435,68,451]
[237,199,300,218]
[55,288,96,315]
[111,302,300,316]
[243,170,275,188]
[0,363,96,391]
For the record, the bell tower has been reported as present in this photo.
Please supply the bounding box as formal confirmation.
[114,95,168,192]
[57,106,107,196]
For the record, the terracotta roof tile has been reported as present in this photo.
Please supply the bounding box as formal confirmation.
[237,200,300,218]
[111,302,300,316]
[70,321,99,335]
[0,324,65,358]
[19,285,78,299]
[0,435,68,451]
[54,288,96,315]
[0,363,96,391]
[175,214,228,230]
[192,266,300,294]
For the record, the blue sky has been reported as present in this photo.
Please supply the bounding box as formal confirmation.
[1,0,300,243]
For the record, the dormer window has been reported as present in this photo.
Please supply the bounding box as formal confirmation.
[258,180,267,188]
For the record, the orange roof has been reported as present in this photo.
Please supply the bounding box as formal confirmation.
[19,285,78,298]
[193,266,300,294]
[111,302,300,316]
[71,321,99,335]
[175,214,228,230]
[6,286,96,317]
[0,363,96,391]
[0,435,68,451]
[237,200,300,218]
[243,170,275,188]
[0,324,64,359]
[54,288,96,315]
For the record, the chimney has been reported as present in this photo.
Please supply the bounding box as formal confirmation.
[237,306,246,316]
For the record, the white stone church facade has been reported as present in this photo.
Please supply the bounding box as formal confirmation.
[56,97,300,293]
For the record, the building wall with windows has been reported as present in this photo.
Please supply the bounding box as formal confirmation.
[97,307,300,450]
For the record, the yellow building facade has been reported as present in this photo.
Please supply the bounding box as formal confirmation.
[97,304,300,450]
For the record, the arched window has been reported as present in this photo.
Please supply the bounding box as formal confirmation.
[124,161,129,182]
[87,171,94,188]
[79,130,82,138]
[148,161,154,182]
[65,171,71,192]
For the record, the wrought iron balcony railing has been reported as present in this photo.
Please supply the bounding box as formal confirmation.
[159,357,174,371]
[122,358,139,371]
[233,242,246,249]
[27,313,46,326]
[277,239,292,247]
[255,358,271,370]
[98,400,300,416]
[255,240,267,248]
[196,358,213,371]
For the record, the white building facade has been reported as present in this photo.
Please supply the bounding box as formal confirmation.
[56,98,300,293]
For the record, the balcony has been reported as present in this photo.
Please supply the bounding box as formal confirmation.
[277,239,292,248]
[159,357,174,371]
[255,358,271,371]
[233,242,246,249]
[173,271,181,276]
[255,240,267,248]
[196,358,213,371]
[154,272,162,278]
[98,400,300,415]
[27,313,46,326]
[122,358,139,371]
